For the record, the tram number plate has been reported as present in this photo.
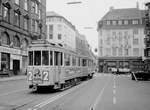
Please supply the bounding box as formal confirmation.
[33,78,42,84]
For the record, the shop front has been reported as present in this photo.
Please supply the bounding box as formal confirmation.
[0,46,28,76]
[98,57,143,73]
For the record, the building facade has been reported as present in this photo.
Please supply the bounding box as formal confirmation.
[144,2,150,72]
[97,6,145,72]
[76,31,90,56]
[0,0,46,76]
[46,11,76,51]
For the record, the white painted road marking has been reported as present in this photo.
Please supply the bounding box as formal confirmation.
[113,97,116,104]
[113,89,116,95]
[28,80,90,109]
[90,77,111,110]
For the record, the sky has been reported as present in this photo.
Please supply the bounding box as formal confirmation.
[46,0,149,54]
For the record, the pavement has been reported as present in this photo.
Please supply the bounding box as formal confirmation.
[0,75,26,82]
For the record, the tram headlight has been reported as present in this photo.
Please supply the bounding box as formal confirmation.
[42,71,49,81]
[28,71,33,81]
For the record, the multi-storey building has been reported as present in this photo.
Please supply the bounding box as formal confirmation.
[76,31,90,56]
[0,0,46,76]
[144,2,150,72]
[46,11,76,51]
[97,6,145,72]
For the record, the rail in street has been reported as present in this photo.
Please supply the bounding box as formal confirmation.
[0,73,150,110]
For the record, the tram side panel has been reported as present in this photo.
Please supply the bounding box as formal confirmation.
[27,66,55,87]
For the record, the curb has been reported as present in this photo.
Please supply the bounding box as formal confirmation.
[0,76,26,82]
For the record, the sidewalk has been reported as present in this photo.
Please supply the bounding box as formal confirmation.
[0,75,26,82]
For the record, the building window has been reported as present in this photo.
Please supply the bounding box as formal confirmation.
[1,53,10,71]
[133,38,139,45]
[106,21,110,25]
[35,2,38,14]
[112,32,116,36]
[132,20,138,25]
[106,48,110,56]
[118,47,122,56]
[24,0,28,10]
[106,37,110,45]
[133,29,138,35]
[31,19,35,32]
[124,20,128,25]
[118,20,122,25]
[38,9,41,19]
[15,0,20,5]
[133,48,139,56]
[13,35,20,47]
[49,34,53,39]
[58,34,62,40]
[31,1,36,13]
[125,48,129,56]
[58,24,62,31]
[14,12,20,26]
[23,17,28,30]
[49,25,53,33]
[22,38,28,49]
[35,20,38,33]
[112,21,117,25]
[2,6,10,22]
[124,31,128,36]
[1,32,10,45]
[112,47,117,56]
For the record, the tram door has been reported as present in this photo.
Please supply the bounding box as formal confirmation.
[54,51,62,82]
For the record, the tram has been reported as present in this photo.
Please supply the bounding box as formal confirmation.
[27,40,96,91]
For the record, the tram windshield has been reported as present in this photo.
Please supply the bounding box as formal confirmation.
[28,50,62,66]
[34,51,41,66]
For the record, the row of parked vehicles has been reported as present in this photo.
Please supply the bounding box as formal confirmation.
[110,67,150,81]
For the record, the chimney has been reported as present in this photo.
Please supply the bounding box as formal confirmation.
[109,6,114,11]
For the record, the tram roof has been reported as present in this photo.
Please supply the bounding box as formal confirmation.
[29,40,94,59]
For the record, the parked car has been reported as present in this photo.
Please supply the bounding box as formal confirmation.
[131,71,150,80]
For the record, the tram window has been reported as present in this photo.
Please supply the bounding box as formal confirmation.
[78,58,80,66]
[82,59,87,66]
[50,51,53,66]
[34,51,41,65]
[72,56,76,66]
[64,54,70,66]
[54,51,58,66]
[54,51,62,66]
[42,51,49,65]
[60,52,63,66]
[29,51,33,66]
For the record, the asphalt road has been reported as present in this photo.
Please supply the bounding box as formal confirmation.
[0,73,150,110]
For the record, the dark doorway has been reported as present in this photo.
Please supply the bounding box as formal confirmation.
[13,60,20,75]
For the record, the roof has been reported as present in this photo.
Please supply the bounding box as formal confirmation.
[46,11,61,17]
[101,8,145,20]
[46,11,76,30]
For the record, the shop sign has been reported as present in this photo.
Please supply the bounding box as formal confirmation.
[0,46,27,56]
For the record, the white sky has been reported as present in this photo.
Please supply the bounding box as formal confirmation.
[46,0,149,53]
